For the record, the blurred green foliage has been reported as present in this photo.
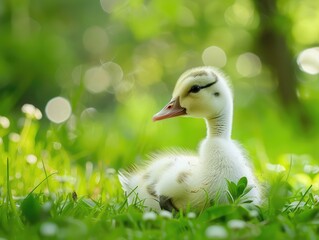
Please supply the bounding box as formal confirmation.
[1,0,319,238]
[0,0,319,179]
[1,0,319,110]
[1,0,319,191]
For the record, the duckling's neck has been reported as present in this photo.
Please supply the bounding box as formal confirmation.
[205,107,232,139]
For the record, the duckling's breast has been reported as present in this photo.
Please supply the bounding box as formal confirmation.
[195,138,258,203]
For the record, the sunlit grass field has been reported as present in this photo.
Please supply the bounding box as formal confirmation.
[1,93,319,239]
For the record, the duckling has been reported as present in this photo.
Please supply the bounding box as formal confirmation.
[119,66,261,212]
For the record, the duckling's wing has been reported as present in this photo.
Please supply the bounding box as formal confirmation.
[118,151,199,211]
[118,168,162,211]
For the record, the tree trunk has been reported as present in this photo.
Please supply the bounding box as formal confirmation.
[253,0,311,129]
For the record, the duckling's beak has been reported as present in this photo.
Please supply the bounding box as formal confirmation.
[152,97,186,121]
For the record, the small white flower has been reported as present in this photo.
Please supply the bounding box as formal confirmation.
[227,219,246,230]
[289,201,306,208]
[159,210,173,219]
[55,175,76,184]
[40,222,58,237]
[26,154,37,164]
[266,163,286,173]
[304,165,319,174]
[106,168,116,176]
[142,211,157,221]
[53,142,62,150]
[22,103,35,115]
[313,195,319,203]
[34,108,42,120]
[0,116,10,128]
[187,212,196,219]
[9,133,21,142]
[249,210,259,218]
[205,225,228,239]
[42,202,52,212]
[21,103,42,120]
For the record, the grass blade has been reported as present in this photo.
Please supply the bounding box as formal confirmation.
[6,158,24,229]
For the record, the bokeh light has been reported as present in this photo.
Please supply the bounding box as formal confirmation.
[177,7,196,27]
[45,97,72,124]
[40,222,58,237]
[83,26,108,56]
[236,52,261,77]
[0,116,10,129]
[26,154,37,164]
[224,1,255,27]
[84,67,110,94]
[114,79,134,103]
[81,108,97,120]
[202,46,227,68]
[100,0,127,13]
[297,47,319,75]
[102,61,123,88]
[84,62,123,94]
[9,133,20,142]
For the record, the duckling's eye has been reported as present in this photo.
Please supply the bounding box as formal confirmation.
[189,85,201,93]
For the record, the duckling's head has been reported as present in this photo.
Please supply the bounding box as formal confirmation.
[153,66,233,121]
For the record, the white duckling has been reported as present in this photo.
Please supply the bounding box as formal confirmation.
[119,66,261,212]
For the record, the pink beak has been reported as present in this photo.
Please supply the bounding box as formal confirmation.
[152,97,187,121]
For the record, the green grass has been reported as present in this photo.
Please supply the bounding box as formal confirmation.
[1,100,319,239]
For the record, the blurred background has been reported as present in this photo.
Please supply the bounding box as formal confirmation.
[1,0,319,190]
